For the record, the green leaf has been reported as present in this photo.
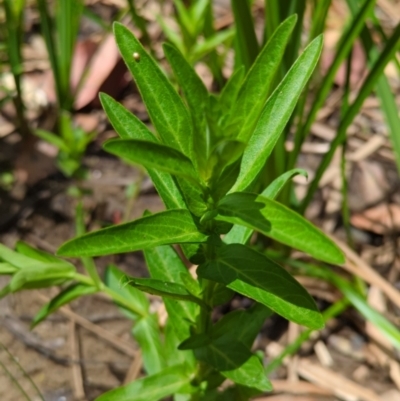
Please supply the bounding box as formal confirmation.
[164,320,196,369]
[176,177,208,216]
[95,364,191,401]
[191,29,235,61]
[0,243,44,269]
[133,313,166,375]
[180,303,271,351]
[194,337,271,392]
[158,15,185,56]
[15,241,72,266]
[144,245,198,342]
[114,22,194,159]
[217,193,344,265]
[126,277,209,309]
[262,168,308,199]
[99,93,157,142]
[229,15,297,142]
[10,263,76,292]
[219,66,245,117]
[230,0,259,71]
[99,93,186,210]
[57,210,207,257]
[207,140,246,182]
[104,139,201,186]
[231,35,323,192]
[34,129,67,151]
[224,168,308,245]
[31,283,97,328]
[179,333,210,350]
[210,283,234,307]
[0,263,17,274]
[212,303,272,348]
[209,160,241,202]
[289,259,400,351]
[198,244,324,329]
[105,265,149,320]
[163,43,209,171]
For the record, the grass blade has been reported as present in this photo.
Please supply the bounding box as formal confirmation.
[291,0,377,167]
[230,0,259,71]
[300,22,400,212]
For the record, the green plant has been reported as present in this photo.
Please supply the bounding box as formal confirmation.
[159,0,234,85]
[36,0,84,113]
[34,111,96,178]
[0,0,399,397]
[33,0,91,177]
[0,0,31,136]
[0,19,348,400]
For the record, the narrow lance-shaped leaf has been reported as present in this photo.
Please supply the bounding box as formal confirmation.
[229,15,297,141]
[231,35,323,192]
[99,92,157,142]
[224,168,308,244]
[163,43,209,171]
[32,283,97,328]
[290,259,400,350]
[144,245,198,343]
[212,303,272,348]
[57,210,208,257]
[191,28,235,61]
[198,244,324,329]
[126,277,209,309]
[99,93,186,210]
[217,192,345,265]
[0,243,48,269]
[219,66,245,117]
[0,263,18,274]
[194,336,271,392]
[15,241,70,265]
[133,313,166,375]
[104,139,202,186]
[113,22,194,159]
[95,364,190,401]
[10,263,76,292]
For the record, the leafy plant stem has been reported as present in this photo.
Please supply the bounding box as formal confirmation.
[265,298,349,374]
